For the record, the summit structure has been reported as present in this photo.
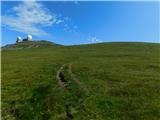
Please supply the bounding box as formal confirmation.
[16,35,32,43]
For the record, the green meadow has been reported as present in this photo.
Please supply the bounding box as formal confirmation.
[2,42,160,120]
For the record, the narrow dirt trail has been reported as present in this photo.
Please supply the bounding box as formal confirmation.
[56,64,74,119]
[56,64,67,88]
[56,63,90,119]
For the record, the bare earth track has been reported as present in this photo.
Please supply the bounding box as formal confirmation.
[56,64,74,120]
[56,63,90,119]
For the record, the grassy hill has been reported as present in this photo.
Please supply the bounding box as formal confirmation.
[2,42,160,120]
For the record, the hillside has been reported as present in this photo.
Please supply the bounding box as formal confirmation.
[2,40,59,50]
[2,42,160,120]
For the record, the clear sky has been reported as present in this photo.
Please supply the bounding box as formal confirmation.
[1,1,159,45]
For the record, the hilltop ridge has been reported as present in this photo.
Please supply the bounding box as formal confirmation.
[2,40,60,50]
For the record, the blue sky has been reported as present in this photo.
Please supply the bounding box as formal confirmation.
[1,1,159,45]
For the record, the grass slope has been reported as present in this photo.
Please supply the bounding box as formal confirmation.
[2,42,160,120]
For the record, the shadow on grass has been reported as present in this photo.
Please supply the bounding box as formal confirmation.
[9,84,52,120]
